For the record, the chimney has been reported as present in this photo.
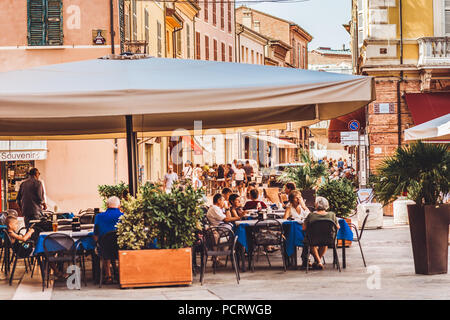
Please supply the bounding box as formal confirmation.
[242,10,252,29]
[253,21,260,33]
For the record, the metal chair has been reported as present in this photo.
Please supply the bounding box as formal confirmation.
[79,213,95,225]
[251,219,286,272]
[6,231,35,286]
[200,227,240,285]
[304,220,341,273]
[350,212,369,267]
[96,231,119,287]
[42,233,77,288]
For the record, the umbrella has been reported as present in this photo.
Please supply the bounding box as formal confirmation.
[0,55,375,193]
[405,113,450,142]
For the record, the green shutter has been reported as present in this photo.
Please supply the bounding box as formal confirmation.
[27,0,45,46]
[46,0,63,45]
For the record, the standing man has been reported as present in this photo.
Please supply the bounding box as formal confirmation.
[16,168,46,227]
[233,163,247,196]
[164,165,178,193]
[243,160,254,184]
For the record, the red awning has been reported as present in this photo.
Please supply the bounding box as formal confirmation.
[328,107,366,143]
[182,136,203,155]
[404,92,450,125]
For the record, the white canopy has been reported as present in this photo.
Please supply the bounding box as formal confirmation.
[0,55,375,139]
[244,133,298,148]
[404,114,450,142]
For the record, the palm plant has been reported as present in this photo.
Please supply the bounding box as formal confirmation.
[277,149,327,190]
[373,141,450,206]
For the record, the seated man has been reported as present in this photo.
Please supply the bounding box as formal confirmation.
[206,193,241,228]
[94,196,124,284]
[243,189,267,210]
[302,196,339,270]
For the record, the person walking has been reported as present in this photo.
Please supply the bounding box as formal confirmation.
[16,168,46,227]
[164,165,178,193]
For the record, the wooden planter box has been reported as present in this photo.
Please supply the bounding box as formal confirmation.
[118,248,192,288]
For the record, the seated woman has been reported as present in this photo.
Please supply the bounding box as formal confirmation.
[302,196,340,270]
[228,194,247,219]
[280,182,296,207]
[283,190,310,221]
[243,189,267,210]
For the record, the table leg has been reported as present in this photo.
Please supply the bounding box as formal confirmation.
[37,256,45,291]
[341,239,346,269]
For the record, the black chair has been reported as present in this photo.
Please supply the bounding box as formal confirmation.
[200,227,240,285]
[350,212,369,267]
[96,231,119,287]
[251,219,286,272]
[6,231,35,286]
[0,229,12,275]
[79,213,95,225]
[43,233,77,288]
[304,220,341,273]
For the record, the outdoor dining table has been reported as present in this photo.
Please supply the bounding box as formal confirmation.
[33,229,97,289]
[234,217,354,271]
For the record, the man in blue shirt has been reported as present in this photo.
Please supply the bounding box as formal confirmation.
[94,196,123,284]
[94,196,123,240]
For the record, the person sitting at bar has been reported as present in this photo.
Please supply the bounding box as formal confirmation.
[283,190,310,221]
[93,196,124,284]
[243,189,267,210]
[302,196,339,270]
[206,193,241,228]
[228,194,247,219]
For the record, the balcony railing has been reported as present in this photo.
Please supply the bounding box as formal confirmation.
[124,40,148,54]
[418,37,450,67]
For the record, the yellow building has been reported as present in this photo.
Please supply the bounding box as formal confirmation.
[349,0,450,215]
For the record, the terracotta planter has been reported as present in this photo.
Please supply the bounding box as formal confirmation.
[407,204,449,275]
[119,248,192,288]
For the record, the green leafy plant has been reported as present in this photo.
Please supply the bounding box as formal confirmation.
[277,149,327,190]
[373,141,449,206]
[98,182,129,209]
[116,182,205,250]
[317,178,357,218]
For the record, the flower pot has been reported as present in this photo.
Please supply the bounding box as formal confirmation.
[118,247,192,288]
[407,204,449,275]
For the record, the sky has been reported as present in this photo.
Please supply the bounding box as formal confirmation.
[240,0,351,51]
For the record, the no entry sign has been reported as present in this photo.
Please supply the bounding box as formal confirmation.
[348,120,360,131]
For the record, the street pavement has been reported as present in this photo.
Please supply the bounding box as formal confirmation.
[1,217,449,300]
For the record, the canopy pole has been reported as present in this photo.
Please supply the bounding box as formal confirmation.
[126,115,138,196]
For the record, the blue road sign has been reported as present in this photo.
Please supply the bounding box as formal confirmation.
[348,120,360,131]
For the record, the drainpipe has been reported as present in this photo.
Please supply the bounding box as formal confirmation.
[397,0,404,147]
[114,138,118,184]
[110,0,115,54]
[236,25,244,62]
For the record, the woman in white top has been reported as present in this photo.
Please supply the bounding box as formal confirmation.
[283,190,310,221]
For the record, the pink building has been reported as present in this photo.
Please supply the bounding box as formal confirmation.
[194,0,235,62]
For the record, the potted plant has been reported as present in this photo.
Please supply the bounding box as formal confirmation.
[98,182,129,209]
[116,182,205,288]
[277,149,327,208]
[373,141,449,275]
[317,178,358,246]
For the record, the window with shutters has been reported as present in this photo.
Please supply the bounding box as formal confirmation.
[446,0,450,34]
[204,0,209,22]
[212,0,217,26]
[241,46,245,63]
[205,35,210,60]
[144,9,150,48]
[228,1,232,33]
[125,3,131,41]
[27,0,63,46]
[176,31,182,57]
[251,50,254,64]
[186,24,191,59]
[214,39,218,61]
[220,1,224,30]
[132,0,137,41]
[157,21,162,57]
[221,42,225,61]
[229,45,233,62]
[196,32,201,59]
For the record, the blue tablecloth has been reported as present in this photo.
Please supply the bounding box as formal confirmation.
[0,225,7,240]
[235,219,354,257]
[33,232,96,255]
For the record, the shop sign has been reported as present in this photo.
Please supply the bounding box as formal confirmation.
[0,150,47,161]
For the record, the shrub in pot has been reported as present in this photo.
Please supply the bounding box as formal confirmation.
[373,141,450,275]
[116,182,205,288]
[98,182,129,209]
[277,149,327,207]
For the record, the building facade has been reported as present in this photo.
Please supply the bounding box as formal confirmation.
[236,6,312,68]
[350,0,450,214]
